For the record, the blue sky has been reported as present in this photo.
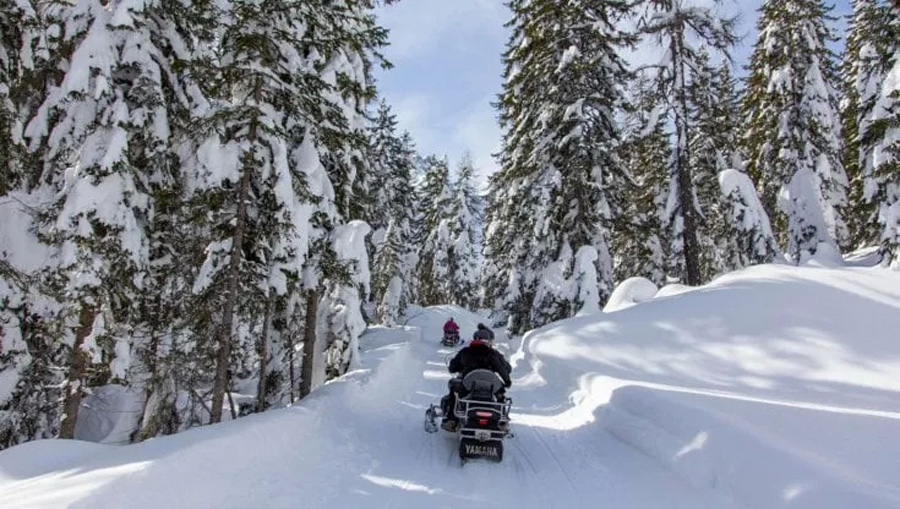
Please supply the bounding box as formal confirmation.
[373,0,852,186]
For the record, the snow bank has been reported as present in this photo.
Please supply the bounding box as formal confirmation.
[74,385,143,444]
[603,277,658,312]
[843,246,883,267]
[654,283,693,298]
[803,241,845,268]
[526,263,900,509]
[601,385,900,508]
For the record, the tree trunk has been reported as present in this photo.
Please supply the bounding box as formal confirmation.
[210,165,251,424]
[227,382,237,421]
[298,289,318,399]
[672,27,701,286]
[256,297,272,412]
[138,294,161,439]
[288,328,296,404]
[212,75,262,424]
[58,304,96,439]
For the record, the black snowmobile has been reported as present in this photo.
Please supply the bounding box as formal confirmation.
[441,331,461,347]
[425,369,513,463]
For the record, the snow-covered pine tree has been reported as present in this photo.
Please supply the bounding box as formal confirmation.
[132,0,222,438]
[687,50,745,278]
[181,0,388,420]
[0,0,20,194]
[613,73,668,285]
[0,0,71,449]
[20,0,192,438]
[182,0,357,423]
[367,100,399,254]
[312,0,387,380]
[718,169,780,267]
[417,155,454,306]
[637,0,738,285]
[368,103,418,325]
[0,0,390,446]
[0,0,61,194]
[865,4,900,267]
[447,154,483,309]
[742,0,849,258]
[486,0,633,333]
[841,0,894,248]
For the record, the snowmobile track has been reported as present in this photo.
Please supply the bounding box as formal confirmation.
[532,427,582,500]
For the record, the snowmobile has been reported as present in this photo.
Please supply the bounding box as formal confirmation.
[441,331,461,347]
[424,369,513,463]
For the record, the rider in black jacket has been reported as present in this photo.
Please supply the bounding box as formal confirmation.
[441,334,511,430]
[447,340,510,385]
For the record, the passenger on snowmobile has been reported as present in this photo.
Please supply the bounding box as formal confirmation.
[440,336,511,431]
[473,322,494,342]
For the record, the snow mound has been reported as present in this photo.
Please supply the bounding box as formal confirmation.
[844,246,883,267]
[603,277,658,312]
[74,385,144,444]
[0,439,109,482]
[804,242,845,268]
[654,283,693,298]
[526,263,900,509]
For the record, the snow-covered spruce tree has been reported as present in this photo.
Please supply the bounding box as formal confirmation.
[130,0,223,438]
[417,155,454,307]
[368,103,418,325]
[613,72,668,285]
[742,0,848,258]
[313,0,386,379]
[636,0,737,285]
[1,0,61,194]
[865,5,900,266]
[718,169,780,267]
[21,0,188,438]
[447,154,483,309]
[366,100,399,253]
[841,0,895,248]
[687,50,746,278]
[0,0,71,449]
[182,0,344,423]
[182,0,388,420]
[486,0,633,333]
[0,0,21,194]
[292,3,388,399]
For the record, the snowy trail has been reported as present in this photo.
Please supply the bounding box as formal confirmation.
[312,306,736,509]
[0,305,734,509]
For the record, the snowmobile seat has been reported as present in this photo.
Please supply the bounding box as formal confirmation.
[461,369,505,401]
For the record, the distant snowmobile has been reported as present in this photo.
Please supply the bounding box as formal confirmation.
[441,331,461,347]
[425,369,513,464]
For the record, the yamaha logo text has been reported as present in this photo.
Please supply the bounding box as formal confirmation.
[465,444,499,457]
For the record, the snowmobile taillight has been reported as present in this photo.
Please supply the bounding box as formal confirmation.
[475,411,493,417]
[478,419,489,426]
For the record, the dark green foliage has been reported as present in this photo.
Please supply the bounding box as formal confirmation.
[486,0,633,333]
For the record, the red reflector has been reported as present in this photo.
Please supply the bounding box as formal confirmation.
[475,411,492,417]
[478,419,488,425]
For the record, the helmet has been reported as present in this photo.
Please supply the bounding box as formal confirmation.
[477,323,486,330]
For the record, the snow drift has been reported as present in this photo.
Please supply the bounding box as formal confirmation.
[525,264,900,508]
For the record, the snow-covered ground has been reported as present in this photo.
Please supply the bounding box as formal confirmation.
[1,265,899,508]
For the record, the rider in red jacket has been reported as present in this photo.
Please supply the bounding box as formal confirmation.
[443,318,460,335]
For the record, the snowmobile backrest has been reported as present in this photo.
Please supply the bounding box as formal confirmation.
[462,369,505,398]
